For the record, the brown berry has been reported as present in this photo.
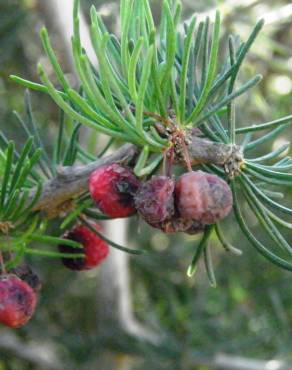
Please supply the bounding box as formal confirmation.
[135,176,175,224]
[175,170,233,224]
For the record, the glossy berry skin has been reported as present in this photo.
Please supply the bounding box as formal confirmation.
[58,224,109,271]
[89,164,140,218]
[175,170,233,224]
[135,176,175,224]
[0,274,37,328]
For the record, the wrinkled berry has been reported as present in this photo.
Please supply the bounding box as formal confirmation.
[135,176,175,224]
[89,163,140,218]
[0,274,37,328]
[175,170,233,224]
[58,224,109,271]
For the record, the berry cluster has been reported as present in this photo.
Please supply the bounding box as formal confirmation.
[0,163,232,329]
[89,164,233,235]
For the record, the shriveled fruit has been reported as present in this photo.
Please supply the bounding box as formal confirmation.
[58,224,109,271]
[175,170,233,224]
[0,274,37,328]
[135,176,175,224]
[89,163,140,218]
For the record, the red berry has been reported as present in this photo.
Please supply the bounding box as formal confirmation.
[89,163,140,217]
[58,224,109,271]
[0,274,37,328]
[135,176,175,224]
[89,164,140,218]
[175,170,233,224]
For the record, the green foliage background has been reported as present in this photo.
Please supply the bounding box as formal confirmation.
[0,0,291,369]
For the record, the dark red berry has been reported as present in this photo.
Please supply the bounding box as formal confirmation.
[58,224,109,271]
[0,274,37,328]
[89,163,140,218]
[135,176,175,224]
[175,170,233,224]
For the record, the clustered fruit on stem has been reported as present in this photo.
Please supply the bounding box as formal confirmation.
[0,156,233,329]
[88,163,233,235]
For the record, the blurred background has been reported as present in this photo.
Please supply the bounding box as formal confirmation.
[0,0,291,369]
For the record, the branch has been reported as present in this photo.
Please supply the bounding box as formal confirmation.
[31,137,241,214]
[187,135,241,166]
